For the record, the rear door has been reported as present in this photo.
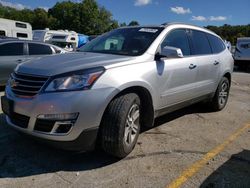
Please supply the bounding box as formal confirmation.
[188,30,219,96]
[206,33,227,89]
[158,29,198,107]
[0,42,25,85]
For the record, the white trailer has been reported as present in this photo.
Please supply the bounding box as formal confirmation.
[0,18,32,40]
[33,29,79,51]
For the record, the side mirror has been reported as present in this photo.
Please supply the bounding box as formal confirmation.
[157,46,184,59]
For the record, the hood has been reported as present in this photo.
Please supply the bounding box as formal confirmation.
[16,52,135,76]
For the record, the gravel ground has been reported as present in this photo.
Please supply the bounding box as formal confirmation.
[0,72,249,188]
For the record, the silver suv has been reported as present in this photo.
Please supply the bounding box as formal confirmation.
[1,23,234,158]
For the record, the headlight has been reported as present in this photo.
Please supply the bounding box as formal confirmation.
[44,68,104,92]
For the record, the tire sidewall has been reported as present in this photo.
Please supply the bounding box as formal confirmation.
[121,95,141,155]
[215,77,230,110]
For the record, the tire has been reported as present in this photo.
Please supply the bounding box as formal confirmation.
[210,77,230,111]
[101,93,141,158]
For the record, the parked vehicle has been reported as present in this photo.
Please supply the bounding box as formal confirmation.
[1,23,233,158]
[0,39,67,86]
[224,40,232,52]
[234,37,250,69]
[0,18,32,40]
[33,29,89,51]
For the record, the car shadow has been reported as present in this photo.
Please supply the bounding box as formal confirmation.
[0,103,214,178]
[143,103,215,132]
[200,150,250,188]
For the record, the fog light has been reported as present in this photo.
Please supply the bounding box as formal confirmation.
[37,113,79,121]
[55,122,73,134]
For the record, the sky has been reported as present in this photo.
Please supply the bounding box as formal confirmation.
[0,0,249,26]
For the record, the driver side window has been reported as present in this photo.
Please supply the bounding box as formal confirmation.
[161,29,191,56]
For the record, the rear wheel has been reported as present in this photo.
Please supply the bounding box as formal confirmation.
[101,93,140,158]
[210,77,230,111]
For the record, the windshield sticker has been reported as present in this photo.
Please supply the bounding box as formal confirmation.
[139,28,158,33]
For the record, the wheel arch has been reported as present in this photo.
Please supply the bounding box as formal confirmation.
[223,72,231,86]
[101,84,155,129]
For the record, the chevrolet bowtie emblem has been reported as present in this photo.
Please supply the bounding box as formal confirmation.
[9,78,19,88]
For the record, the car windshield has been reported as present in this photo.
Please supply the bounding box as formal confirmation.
[79,27,164,56]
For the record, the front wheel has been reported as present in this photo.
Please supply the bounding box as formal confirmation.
[210,77,230,111]
[101,93,141,158]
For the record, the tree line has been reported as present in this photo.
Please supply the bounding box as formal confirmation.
[206,24,250,45]
[0,0,249,44]
[0,0,138,35]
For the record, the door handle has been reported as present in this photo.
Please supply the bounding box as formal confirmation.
[214,61,220,65]
[189,64,197,69]
[17,59,23,63]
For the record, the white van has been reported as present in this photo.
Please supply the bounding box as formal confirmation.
[0,18,32,40]
[33,29,79,51]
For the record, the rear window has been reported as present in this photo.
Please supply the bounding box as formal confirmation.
[33,31,44,40]
[189,30,212,55]
[15,22,27,28]
[52,36,66,39]
[207,34,225,53]
[29,43,53,55]
[240,43,250,49]
[0,43,24,56]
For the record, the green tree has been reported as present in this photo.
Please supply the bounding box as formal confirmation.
[120,22,127,27]
[49,0,118,35]
[128,21,139,26]
[32,8,56,29]
[48,1,79,31]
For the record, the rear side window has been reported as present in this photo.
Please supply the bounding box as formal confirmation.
[161,29,191,56]
[29,43,53,55]
[189,30,212,55]
[0,43,24,56]
[207,34,225,53]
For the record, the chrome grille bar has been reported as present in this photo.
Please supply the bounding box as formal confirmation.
[10,72,49,97]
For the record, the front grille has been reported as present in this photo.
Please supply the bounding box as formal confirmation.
[34,119,55,133]
[10,72,49,97]
[9,112,30,128]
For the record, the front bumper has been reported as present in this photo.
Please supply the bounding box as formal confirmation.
[3,85,118,149]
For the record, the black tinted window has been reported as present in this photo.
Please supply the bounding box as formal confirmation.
[189,30,212,55]
[0,30,6,36]
[161,29,190,56]
[207,34,225,53]
[17,33,28,38]
[29,43,53,55]
[0,43,23,56]
[16,22,27,28]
